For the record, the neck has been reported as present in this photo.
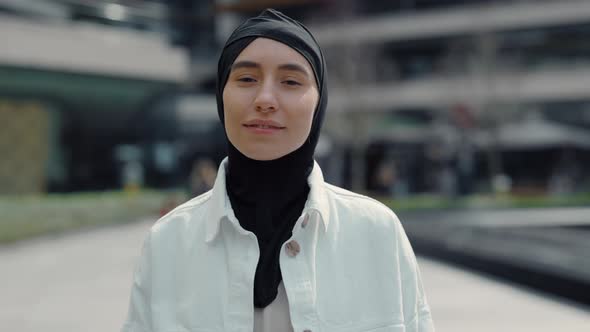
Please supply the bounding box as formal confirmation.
[226,142,313,202]
[225,142,313,236]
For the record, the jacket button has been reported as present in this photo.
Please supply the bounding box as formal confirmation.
[301,214,309,228]
[285,240,300,257]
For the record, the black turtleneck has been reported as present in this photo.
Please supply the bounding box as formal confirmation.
[216,8,328,308]
[226,143,312,307]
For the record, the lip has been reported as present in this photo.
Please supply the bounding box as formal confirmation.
[243,119,285,134]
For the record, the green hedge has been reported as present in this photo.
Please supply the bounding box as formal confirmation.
[0,191,178,244]
[380,192,590,211]
[2,190,588,244]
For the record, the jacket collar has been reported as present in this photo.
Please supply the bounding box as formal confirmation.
[205,157,330,243]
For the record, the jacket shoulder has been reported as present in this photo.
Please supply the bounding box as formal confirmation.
[150,190,213,233]
[324,183,401,223]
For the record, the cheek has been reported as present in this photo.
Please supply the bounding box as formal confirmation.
[223,88,240,121]
[223,86,252,114]
[222,91,239,139]
[302,91,319,127]
[291,94,317,137]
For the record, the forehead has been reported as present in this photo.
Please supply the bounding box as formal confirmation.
[234,37,312,71]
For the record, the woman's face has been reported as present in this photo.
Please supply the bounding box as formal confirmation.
[223,37,319,161]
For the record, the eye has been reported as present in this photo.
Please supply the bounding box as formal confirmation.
[237,77,257,83]
[283,79,301,86]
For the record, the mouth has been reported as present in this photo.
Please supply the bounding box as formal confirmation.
[243,122,285,134]
[243,124,285,129]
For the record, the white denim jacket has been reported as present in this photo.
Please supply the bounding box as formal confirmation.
[122,159,434,332]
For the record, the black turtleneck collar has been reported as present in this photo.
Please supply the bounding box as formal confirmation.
[226,141,313,241]
[216,8,328,308]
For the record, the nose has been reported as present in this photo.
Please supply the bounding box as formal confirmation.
[254,81,277,113]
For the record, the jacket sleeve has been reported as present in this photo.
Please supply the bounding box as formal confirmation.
[121,232,154,332]
[395,217,435,332]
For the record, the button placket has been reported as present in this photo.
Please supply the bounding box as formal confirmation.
[282,241,321,332]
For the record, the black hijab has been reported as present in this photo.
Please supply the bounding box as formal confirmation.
[216,9,328,308]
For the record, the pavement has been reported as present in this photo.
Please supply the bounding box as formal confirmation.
[0,218,152,332]
[419,257,590,332]
[0,214,588,332]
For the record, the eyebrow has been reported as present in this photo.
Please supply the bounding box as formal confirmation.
[230,60,259,71]
[278,63,310,77]
[231,60,310,78]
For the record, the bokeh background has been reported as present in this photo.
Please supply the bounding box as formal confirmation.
[0,1,589,331]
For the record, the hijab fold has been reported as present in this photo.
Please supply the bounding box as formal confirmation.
[216,8,328,308]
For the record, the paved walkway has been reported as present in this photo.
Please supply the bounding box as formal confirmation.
[1,219,588,331]
[419,257,590,332]
[0,219,152,332]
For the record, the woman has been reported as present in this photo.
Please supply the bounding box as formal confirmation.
[123,9,434,332]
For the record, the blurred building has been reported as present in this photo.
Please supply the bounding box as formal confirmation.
[1,0,590,196]
[303,0,590,195]
[0,0,197,193]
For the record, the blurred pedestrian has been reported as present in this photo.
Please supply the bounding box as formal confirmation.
[188,157,217,197]
[122,8,434,332]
